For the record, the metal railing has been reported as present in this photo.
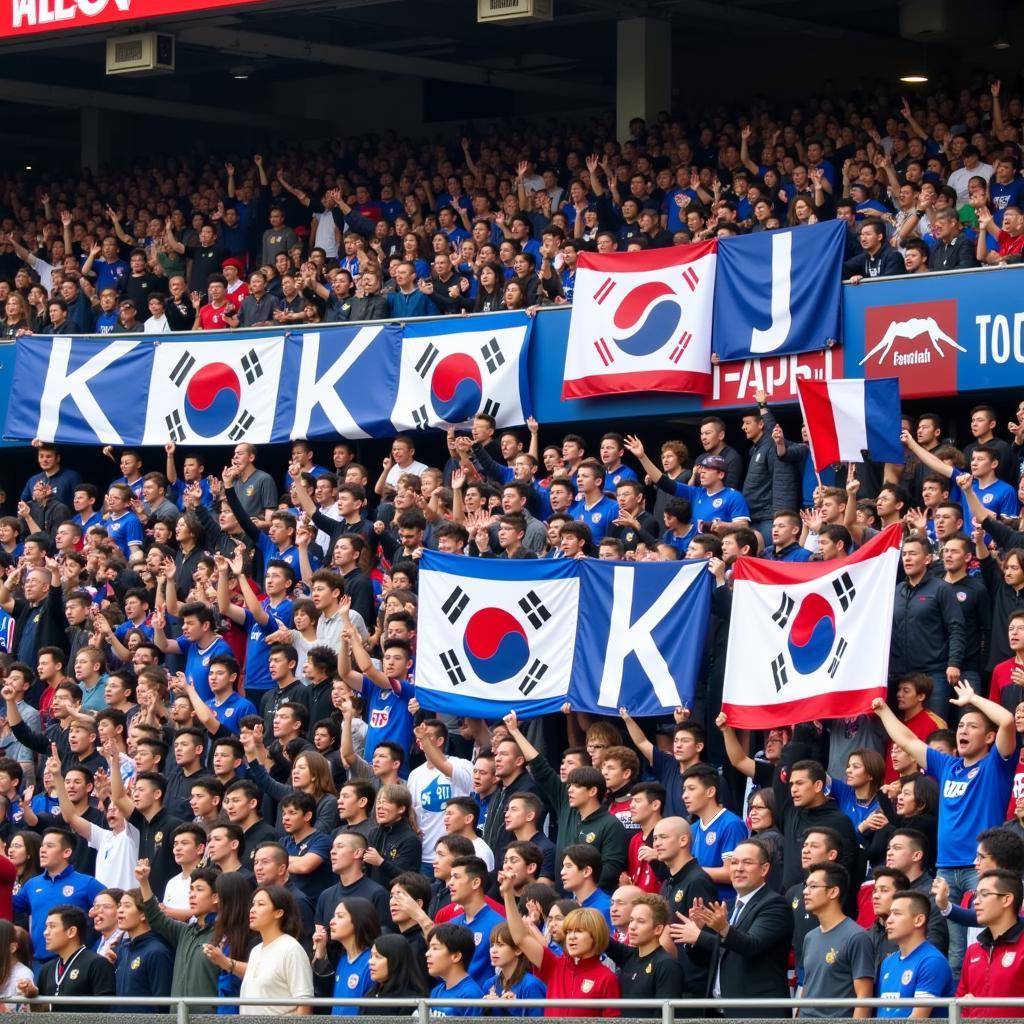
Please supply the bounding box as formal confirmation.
[18,994,1024,1022]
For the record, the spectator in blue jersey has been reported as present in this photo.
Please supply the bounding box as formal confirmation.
[103,484,144,560]
[165,445,212,510]
[559,844,612,927]
[81,234,129,291]
[598,434,639,491]
[764,512,813,561]
[626,437,752,531]
[224,470,304,579]
[875,891,954,1016]
[180,655,256,738]
[70,484,102,532]
[444,856,506,990]
[151,604,233,703]
[568,460,619,544]
[680,763,749,900]
[215,547,295,705]
[385,261,439,319]
[873,681,1016,977]
[338,600,415,777]
[20,447,81,511]
[424,923,484,1016]
[14,828,105,971]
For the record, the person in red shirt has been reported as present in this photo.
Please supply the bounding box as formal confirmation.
[499,870,620,1017]
[956,868,1024,1017]
[978,206,1024,263]
[884,673,948,783]
[195,274,239,331]
[624,781,665,894]
[989,610,1024,709]
[221,258,250,308]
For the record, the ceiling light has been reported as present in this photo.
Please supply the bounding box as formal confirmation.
[899,74,928,83]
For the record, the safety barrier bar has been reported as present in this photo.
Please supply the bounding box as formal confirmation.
[19,993,1024,1024]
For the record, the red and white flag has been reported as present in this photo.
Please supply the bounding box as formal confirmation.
[721,524,902,729]
[562,241,717,399]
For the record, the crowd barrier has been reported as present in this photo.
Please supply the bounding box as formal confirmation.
[16,994,1024,1022]
[1,262,1022,448]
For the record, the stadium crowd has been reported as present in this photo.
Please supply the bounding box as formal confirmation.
[0,79,1021,1019]
[2,76,1024,337]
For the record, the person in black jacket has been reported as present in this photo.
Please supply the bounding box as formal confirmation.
[843,220,907,281]
[773,757,862,911]
[888,535,966,713]
[685,838,794,1016]
[927,210,980,270]
[1,562,68,665]
[18,905,116,1012]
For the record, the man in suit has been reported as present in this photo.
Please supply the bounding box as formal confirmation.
[682,837,794,1017]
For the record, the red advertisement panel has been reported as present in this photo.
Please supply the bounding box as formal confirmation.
[860,299,960,399]
[703,346,843,409]
[4,0,270,39]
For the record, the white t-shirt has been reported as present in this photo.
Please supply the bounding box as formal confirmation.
[144,314,170,334]
[384,459,428,490]
[162,871,192,912]
[0,961,34,1008]
[472,836,495,871]
[239,934,314,1015]
[87,820,140,890]
[408,757,473,864]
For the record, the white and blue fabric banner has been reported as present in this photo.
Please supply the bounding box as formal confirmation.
[415,550,712,719]
[711,219,845,361]
[4,312,534,445]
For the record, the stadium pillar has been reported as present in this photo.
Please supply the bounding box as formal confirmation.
[616,17,671,143]
[80,107,113,173]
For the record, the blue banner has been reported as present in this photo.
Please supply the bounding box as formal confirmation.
[415,550,712,720]
[712,220,845,361]
[3,312,533,446]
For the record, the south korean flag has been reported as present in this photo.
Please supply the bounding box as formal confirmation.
[416,551,579,720]
[142,338,285,446]
[390,312,532,432]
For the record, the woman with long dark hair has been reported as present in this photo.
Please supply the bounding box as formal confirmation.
[312,897,381,1015]
[364,933,425,1012]
[203,873,257,1015]
[0,920,33,1010]
[239,885,313,1015]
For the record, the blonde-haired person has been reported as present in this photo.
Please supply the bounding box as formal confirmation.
[498,871,620,1016]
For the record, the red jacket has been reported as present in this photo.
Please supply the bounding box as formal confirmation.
[956,920,1024,1016]
[626,829,663,894]
[538,946,620,1017]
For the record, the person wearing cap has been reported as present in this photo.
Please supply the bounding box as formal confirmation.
[112,298,141,334]
[222,258,249,308]
[626,437,751,533]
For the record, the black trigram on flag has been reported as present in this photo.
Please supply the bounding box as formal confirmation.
[241,349,263,385]
[770,652,789,692]
[169,350,196,388]
[772,593,795,630]
[832,572,856,611]
[519,658,549,697]
[481,398,501,420]
[828,638,849,678]
[440,649,466,687]
[228,410,256,442]
[166,409,186,443]
[481,337,504,374]
[414,343,440,379]
[442,586,469,624]
[517,590,550,629]
[411,405,430,430]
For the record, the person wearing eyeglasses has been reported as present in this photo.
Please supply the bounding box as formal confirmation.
[955,869,1024,1017]
[800,862,875,1018]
